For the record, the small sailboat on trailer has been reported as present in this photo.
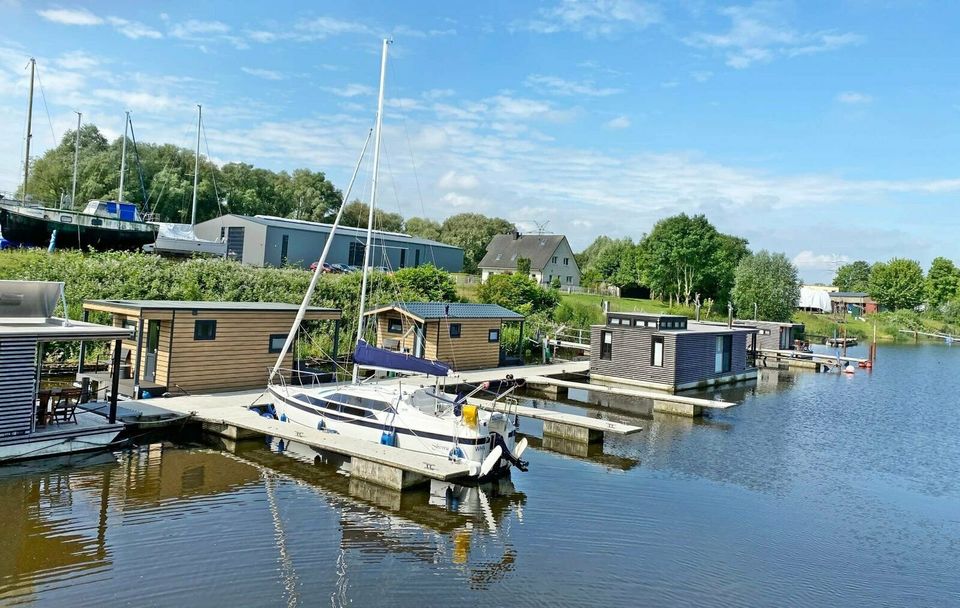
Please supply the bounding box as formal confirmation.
[266,40,528,480]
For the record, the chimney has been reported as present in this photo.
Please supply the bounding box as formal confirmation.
[512,229,520,240]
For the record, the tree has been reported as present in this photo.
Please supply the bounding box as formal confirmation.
[584,238,637,288]
[340,200,404,232]
[283,168,343,222]
[833,261,871,292]
[869,258,925,310]
[731,250,801,322]
[404,217,442,242]
[516,257,531,275]
[703,234,750,305]
[392,264,458,301]
[576,235,614,270]
[476,273,559,316]
[925,257,960,307]
[637,214,735,304]
[438,213,515,274]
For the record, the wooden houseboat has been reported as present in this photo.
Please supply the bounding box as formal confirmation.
[0,281,129,462]
[589,312,758,393]
[364,302,525,371]
[80,300,342,396]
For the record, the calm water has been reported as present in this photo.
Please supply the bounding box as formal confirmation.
[2,344,959,607]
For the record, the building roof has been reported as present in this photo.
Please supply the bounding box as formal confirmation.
[0,318,132,341]
[829,291,870,298]
[477,233,567,271]
[212,214,463,251]
[84,299,341,318]
[611,312,687,320]
[366,302,524,321]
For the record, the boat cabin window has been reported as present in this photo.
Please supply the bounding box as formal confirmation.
[90,218,103,226]
[194,320,217,341]
[387,318,403,333]
[325,392,391,418]
[268,333,286,353]
[449,323,461,338]
[60,215,73,223]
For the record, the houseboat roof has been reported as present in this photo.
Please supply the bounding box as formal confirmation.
[366,302,524,321]
[84,299,341,319]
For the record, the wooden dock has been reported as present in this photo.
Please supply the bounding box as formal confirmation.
[757,348,867,366]
[470,396,642,443]
[125,390,472,490]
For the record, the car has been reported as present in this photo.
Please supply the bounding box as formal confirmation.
[308,262,337,273]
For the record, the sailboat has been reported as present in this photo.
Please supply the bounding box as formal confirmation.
[0,65,157,250]
[266,40,528,480]
[143,105,227,257]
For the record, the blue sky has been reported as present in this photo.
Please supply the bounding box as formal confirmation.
[1,0,958,283]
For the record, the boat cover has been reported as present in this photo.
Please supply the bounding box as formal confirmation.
[354,339,451,376]
[797,286,832,313]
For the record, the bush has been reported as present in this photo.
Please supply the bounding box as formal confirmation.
[476,273,560,316]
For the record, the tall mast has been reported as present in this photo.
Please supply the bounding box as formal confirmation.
[70,111,81,209]
[118,111,129,202]
[22,58,35,199]
[191,104,201,226]
[352,38,390,383]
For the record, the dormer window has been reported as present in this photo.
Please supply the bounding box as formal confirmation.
[496,254,502,261]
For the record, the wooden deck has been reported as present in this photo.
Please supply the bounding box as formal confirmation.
[525,375,735,409]
[470,396,642,435]
[756,349,867,364]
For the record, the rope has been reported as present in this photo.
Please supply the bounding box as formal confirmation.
[33,64,57,148]
[201,118,224,218]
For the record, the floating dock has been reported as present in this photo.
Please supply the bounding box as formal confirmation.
[470,395,642,443]
[755,348,867,371]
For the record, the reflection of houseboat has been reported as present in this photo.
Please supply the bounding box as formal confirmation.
[0,200,157,251]
[0,281,129,461]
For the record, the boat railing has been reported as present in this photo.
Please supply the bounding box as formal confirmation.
[269,367,333,390]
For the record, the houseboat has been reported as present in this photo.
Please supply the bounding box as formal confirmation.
[0,280,130,462]
[590,312,758,393]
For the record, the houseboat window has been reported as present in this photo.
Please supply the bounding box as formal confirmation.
[194,320,217,341]
[488,329,500,342]
[600,331,612,360]
[449,323,462,338]
[652,336,664,367]
[715,335,732,373]
[647,320,657,327]
[268,334,287,353]
[387,318,403,333]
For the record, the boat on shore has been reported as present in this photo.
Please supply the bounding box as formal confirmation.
[0,199,157,250]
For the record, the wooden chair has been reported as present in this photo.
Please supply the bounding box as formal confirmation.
[51,388,82,424]
[36,389,53,426]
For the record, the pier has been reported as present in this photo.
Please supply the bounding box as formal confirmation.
[755,348,868,371]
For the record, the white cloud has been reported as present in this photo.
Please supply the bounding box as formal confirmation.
[326,83,373,98]
[107,16,163,40]
[525,74,621,97]
[241,67,284,80]
[437,170,479,190]
[684,2,864,68]
[792,250,850,270]
[56,51,100,71]
[295,16,371,39]
[691,70,713,82]
[37,7,102,26]
[837,91,872,104]
[522,0,660,37]
[605,115,631,129]
[170,19,230,38]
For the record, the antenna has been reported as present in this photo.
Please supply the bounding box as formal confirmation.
[532,220,550,235]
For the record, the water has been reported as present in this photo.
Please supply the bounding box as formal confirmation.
[2,344,959,607]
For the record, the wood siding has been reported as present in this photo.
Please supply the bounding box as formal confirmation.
[166,311,299,392]
[375,316,418,354]
[435,318,502,370]
[589,325,677,386]
[673,332,749,386]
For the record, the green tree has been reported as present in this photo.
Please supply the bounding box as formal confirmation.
[869,258,925,310]
[404,217,442,241]
[392,264,458,301]
[833,260,872,292]
[438,213,515,274]
[284,168,343,222]
[340,200,404,232]
[925,257,960,307]
[585,238,637,287]
[516,257,531,275]
[731,250,801,322]
[638,214,726,304]
[703,234,750,305]
[576,235,613,271]
[476,273,559,316]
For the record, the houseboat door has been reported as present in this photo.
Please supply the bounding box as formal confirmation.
[143,320,160,382]
[413,323,425,358]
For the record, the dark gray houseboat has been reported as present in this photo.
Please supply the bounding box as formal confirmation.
[590,312,758,392]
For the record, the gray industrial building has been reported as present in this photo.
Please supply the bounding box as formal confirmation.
[194,214,464,272]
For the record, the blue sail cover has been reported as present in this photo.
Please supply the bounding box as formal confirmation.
[354,339,451,376]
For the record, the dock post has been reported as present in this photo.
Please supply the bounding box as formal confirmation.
[78,309,89,373]
[109,338,121,424]
[652,399,703,417]
[542,420,603,443]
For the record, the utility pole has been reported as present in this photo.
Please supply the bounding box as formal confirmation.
[118,111,130,202]
[70,111,81,209]
[22,58,36,198]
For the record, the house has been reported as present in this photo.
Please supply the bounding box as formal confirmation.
[193,214,464,272]
[0,281,130,461]
[364,302,525,371]
[81,300,342,396]
[478,232,581,287]
[589,312,758,393]
[829,291,878,315]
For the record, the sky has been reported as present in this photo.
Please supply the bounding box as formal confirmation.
[1,0,958,283]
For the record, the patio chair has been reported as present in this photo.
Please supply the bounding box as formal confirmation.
[36,389,53,426]
[51,388,82,424]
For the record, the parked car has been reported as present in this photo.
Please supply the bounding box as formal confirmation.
[332,263,352,273]
[309,262,337,273]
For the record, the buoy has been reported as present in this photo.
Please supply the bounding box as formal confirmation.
[858,361,866,368]
[865,360,873,368]
[843,364,855,375]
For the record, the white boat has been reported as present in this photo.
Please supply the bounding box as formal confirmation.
[267,40,527,479]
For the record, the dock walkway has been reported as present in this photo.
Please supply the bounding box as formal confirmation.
[470,396,642,443]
